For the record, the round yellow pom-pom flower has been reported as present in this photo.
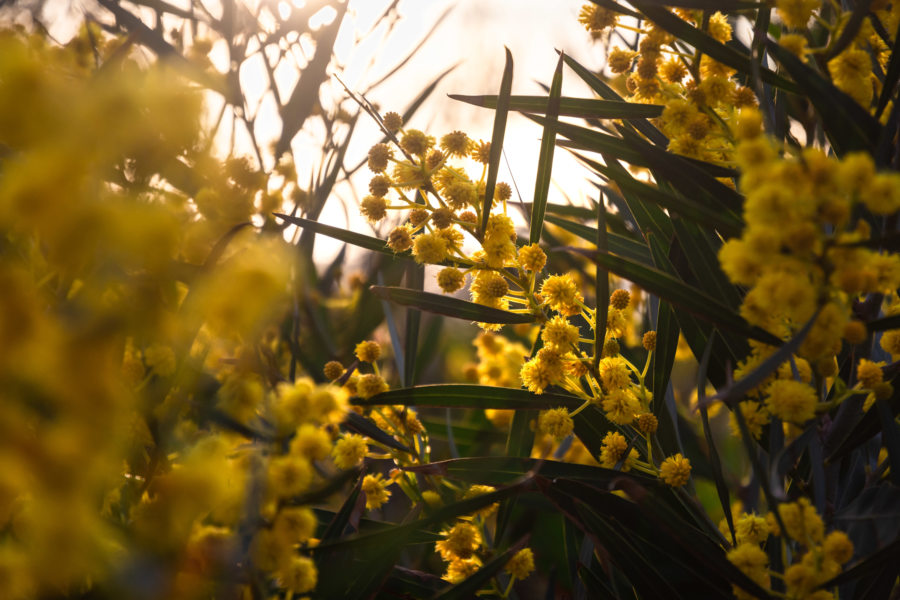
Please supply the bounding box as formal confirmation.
[602,388,640,425]
[436,522,481,561]
[332,434,367,469]
[659,453,692,487]
[278,555,317,593]
[440,130,470,157]
[437,267,465,293]
[542,315,579,349]
[856,358,884,388]
[504,547,535,580]
[518,243,547,272]
[382,111,402,132]
[765,379,817,424]
[367,143,391,173]
[323,360,344,381]
[610,288,630,309]
[355,340,381,363]
[538,407,574,439]
[642,331,657,352]
[362,473,392,510]
[412,232,449,264]
[540,274,583,315]
[599,431,636,470]
[361,195,387,222]
[356,373,388,399]
[598,356,631,391]
[387,225,413,253]
[823,530,854,564]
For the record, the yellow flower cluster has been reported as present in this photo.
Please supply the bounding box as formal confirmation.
[726,499,854,600]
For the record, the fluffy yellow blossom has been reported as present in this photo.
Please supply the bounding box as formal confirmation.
[776,0,819,28]
[367,143,392,172]
[362,473,392,510]
[729,400,770,439]
[765,379,817,424]
[436,522,481,561]
[382,111,403,132]
[323,360,344,381]
[412,232,449,264]
[642,331,657,351]
[387,226,413,252]
[332,434,367,469]
[636,413,658,434]
[356,373,388,399]
[540,274,583,315]
[598,356,631,391]
[361,195,387,222]
[437,267,466,293]
[578,4,617,34]
[727,543,769,597]
[538,407,574,439]
[778,497,824,545]
[601,388,640,425]
[518,243,546,272]
[823,530,854,564]
[735,513,769,545]
[278,555,317,593]
[505,548,535,580]
[659,454,691,487]
[268,455,313,498]
[542,316,579,349]
[521,348,565,394]
[355,340,381,363]
[857,358,884,388]
[599,431,636,470]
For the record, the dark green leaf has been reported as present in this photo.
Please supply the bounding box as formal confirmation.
[866,314,900,332]
[562,247,782,346]
[544,214,652,265]
[633,4,799,92]
[369,286,536,324]
[481,48,514,237]
[353,384,582,410]
[343,411,411,453]
[767,40,881,156]
[274,213,399,259]
[450,94,664,119]
[530,53,564,245]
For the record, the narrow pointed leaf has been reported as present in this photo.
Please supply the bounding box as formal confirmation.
[561,53,668,147]
[352,384,582,410]
[481,48,513,237]
[403,456,656,485]
[544,214,652,264]
[369,286,536,324]
[450,94,664,119]
[530,53,564,244]
[274,213,399,259]
[343,410,412,453]
[767,40,881,155]
[632,4,799,92]
[563,248,782,346]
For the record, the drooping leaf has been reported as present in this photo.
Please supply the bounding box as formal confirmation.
[544,214,652,264]
[369,286,537,324]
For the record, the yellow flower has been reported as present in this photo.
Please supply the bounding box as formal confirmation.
[735,513,769,545]
[659,453,691,487]
[436,522,481,561]
[399,129,434,156]
[538,407,574,439]
[636,413,658,434]
[387,225,413,253]
[765,379,817,424]
[361,473,392,510]
[332,434,367,469]
[578,4,617,34]
[520,348,565,394]
[268,455,313,498]
[504,548,535,580]
[598,356,631,391]
[778,497,824,545]
[707,12,732,42]
[518,243,546,272]
[437,267,466,293]
[323,360,344,381]
[356,373,388,399]
[607,47,637,73]
[609,288,630,310]
[601,388,640,425]
[272,506,317,545]
[440,130,471,157]
[367,143,391,172]
[471,140,491,164]
[776,0,819,29]
[729,400,770,439]
[856,358,884,388]
[599,431,636,470]
[290,424,332,461]
[412,232,449,264]
[823,530,854,564]
[443,557,481,583]
[880,329,900,359]
[540,273,583,315]
[382,111,403,132]
[355,340,381,363]
[361,195,387,222]
[278,555,317,593]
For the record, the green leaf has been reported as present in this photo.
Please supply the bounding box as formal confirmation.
[563,247,782,346]
[404,262,424,387]
[530,53,564,245]
[579,153,743,237]
[866,314,900,332]
[352,384,582,410]
[671,219,743,308]
[403,456,657,486]
[767,40,881,156]
[632,3,799,93]
[544,214,652,265]
[560,53,668,147]
[274,213,398,259]
[450,94,664,119]
[706,307,821,408]
[369,286,536,324]
[343,411,412,453]
[481,48,513,237]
